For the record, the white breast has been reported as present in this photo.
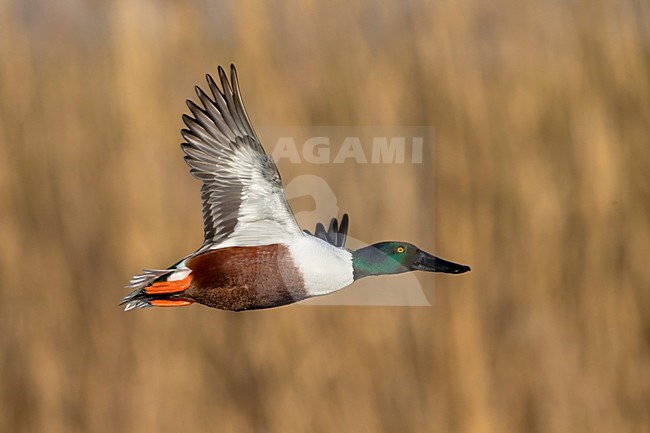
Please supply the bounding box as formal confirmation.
[288,235,354,297]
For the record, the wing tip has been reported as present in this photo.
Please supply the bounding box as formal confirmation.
[310,213,350,248]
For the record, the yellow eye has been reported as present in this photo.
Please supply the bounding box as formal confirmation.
[396,246,405,254]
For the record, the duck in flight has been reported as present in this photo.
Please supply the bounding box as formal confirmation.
[121,65,470,312]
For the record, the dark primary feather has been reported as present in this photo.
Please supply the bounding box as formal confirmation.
[338,213,349,247]
[315,222,327,240]
[308,214,350,248]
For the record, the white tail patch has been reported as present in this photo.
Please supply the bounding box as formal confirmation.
[167,268,191,281]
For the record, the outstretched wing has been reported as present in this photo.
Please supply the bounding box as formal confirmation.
[181,65,301,250]
[303,214,349,248]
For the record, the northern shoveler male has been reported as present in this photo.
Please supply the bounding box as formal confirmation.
[121,65,470,312]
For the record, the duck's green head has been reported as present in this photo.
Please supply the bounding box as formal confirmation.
[352,241,470,280]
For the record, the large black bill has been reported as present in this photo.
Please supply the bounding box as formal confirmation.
[412,251,471,274]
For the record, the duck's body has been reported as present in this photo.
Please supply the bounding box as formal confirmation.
[122,66,469,312]
[178,237,352,311]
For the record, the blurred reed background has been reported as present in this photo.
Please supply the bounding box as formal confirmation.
[0,0,648,432]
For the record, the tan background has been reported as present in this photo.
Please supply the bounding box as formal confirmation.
[0,0,648,432]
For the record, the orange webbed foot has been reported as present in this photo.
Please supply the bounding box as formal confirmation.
[145,275,193,295]
[150,299,193,307]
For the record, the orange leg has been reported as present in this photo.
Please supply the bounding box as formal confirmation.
[150,299,193,307]
[145,275,193,295]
